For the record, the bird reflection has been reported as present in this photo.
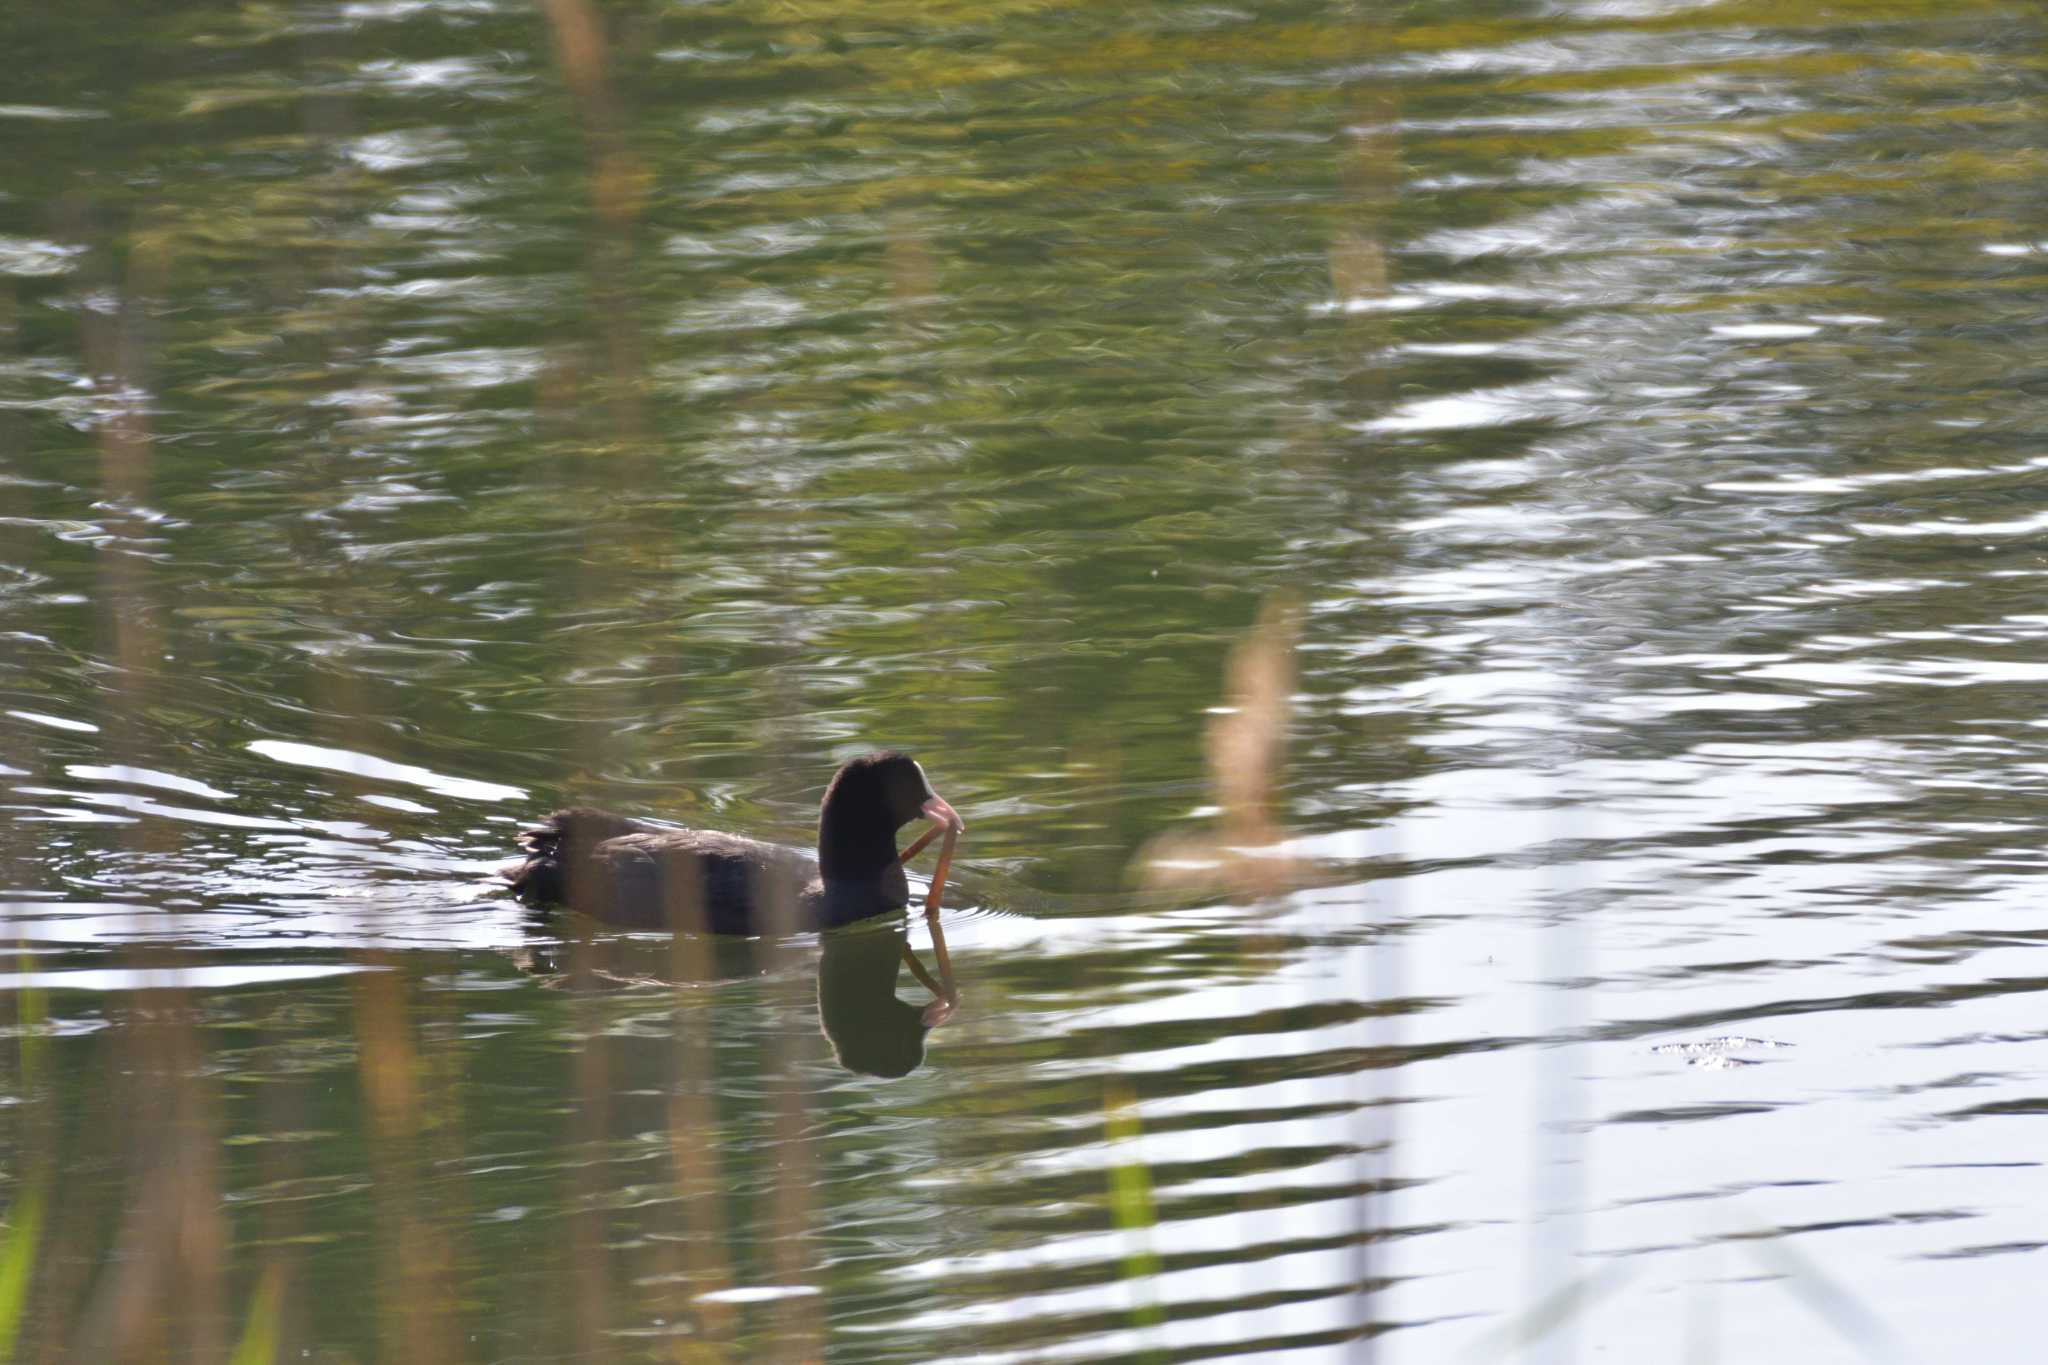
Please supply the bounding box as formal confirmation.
[817,919,946,1078]
[513,908,958,1079]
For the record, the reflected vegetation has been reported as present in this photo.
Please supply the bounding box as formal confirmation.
[4,0,2048,1357]
[1137,595,1311,899]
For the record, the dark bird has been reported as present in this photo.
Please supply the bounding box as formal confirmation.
[504,751,964,935]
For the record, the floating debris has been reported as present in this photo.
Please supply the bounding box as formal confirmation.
[1652,1035,1794,1068]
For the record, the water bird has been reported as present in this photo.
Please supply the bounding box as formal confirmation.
[504,751,964,935]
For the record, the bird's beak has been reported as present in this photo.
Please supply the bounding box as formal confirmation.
[920,794,964,833]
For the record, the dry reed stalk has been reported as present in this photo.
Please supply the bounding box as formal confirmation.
[354,960,466,1364]
[1137,597,1310,897]
[539,0,652,444]
[662,872,739,1348]
[58,241,230,1361]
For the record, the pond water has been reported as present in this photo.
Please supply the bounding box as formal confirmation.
[3,0,2046,1359]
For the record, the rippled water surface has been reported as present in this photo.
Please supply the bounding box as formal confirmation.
[4,0,2047,1358]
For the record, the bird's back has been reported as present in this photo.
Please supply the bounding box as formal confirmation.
[508,809,819,933]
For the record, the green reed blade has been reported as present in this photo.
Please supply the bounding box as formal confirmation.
[0,1181,45,1363]
[228,1266,284,1365]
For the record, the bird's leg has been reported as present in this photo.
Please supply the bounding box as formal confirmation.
[899,941,947,999]
[923,824,957,916]
[922,825,959,1006]
[897,824,941,865]
[915,905,959,1028]
[898,908,960,1028]
[895,823,963,1025]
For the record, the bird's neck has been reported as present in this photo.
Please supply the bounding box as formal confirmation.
[818,806,897,882]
